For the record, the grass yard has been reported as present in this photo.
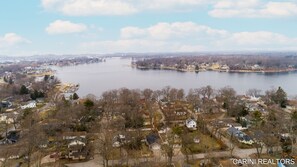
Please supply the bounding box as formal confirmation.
[126,143,153,158]
[182,130,224,154]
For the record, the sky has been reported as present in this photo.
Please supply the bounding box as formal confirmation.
[1,0,297,56]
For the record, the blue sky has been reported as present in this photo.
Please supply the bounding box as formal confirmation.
[1,0,297,56]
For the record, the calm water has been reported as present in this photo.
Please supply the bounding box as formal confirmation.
[54,57,297,97]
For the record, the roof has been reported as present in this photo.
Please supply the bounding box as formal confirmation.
[69,144,85,151]
[227,127,241,136]
[62,132,87,139]
[146,134,159,145]
[186,118,196,124]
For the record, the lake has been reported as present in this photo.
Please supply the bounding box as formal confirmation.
[53,57,297,97]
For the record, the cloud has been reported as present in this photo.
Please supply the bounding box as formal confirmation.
[215,31,297,50]
[41,0,209,16]
[209,0,297,18]
[80,22,297,53]
[46,20,87,34]
[41,0,297,18]
[80,22,228,53]
[0,33,31,48]
[121,22,228,40]
[42,0,138,16]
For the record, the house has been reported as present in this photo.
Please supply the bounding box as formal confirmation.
[227,122,246,130]
[62,132,87,140]
[146,134,161,150]
[67,139,87,160]
[112,134,126,148]
[194,106,201,113]
[21,101,36,110]
[227,127,253,145]
[193,137,200,143]
[185,118,197,129]
[0,130,20,145]
[0,115,14,124]
[158,127,170,134]
[0,101,12,108]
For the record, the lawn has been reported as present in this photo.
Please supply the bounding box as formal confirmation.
[126,143,153,158]
[182,130,224,154]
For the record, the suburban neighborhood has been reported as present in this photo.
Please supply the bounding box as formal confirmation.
[1,59,297,167]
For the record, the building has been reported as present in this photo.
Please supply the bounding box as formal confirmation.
[62,132,88,160]
[112,134,126,148]
[67,139,87,160]
[146,134,161,150]
[185,118,197,129]
[1,101,13,108]
[21,101,36,110]
[227,127,254,145]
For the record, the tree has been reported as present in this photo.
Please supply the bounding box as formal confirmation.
[181,133,193,163]
[72,93,79,100]
[265,87,288,107]
[290,111,297,154]
[252,110,263,127]
[217,86,236,111]
[217,87,237,116]
[97,123,114,167]
[44,75,49,81]
[176,89,185,101]
[162,133,175,166]
[199,85,214,100]
[275,87,288,108]
[246,89,262,97]
[195,65,199,72]
[8,78,13,84]
[20,85,29,95]
[3,76,8,83]
[84,99,94,110]
[186,89,200,109]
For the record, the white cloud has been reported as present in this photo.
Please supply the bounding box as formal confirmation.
[215,31,297,50]
[80,22,297,53]
[42,0,138,16]
[41,0,210,16]
[139,0,209,10]
[121,22,228,40]
[209,0,297,18]
[41,0,297,18]
[121,27,147,39]
[0,33,31,48]
[46,20,87,34]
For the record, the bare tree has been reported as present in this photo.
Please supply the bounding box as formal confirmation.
[246,89,262,97]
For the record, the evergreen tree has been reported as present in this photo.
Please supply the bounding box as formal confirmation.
[20,85,29,95]
[274,87,288,108]
[3,77,8,83]
[8,78,13,84]
[72,93,79,100]
[84,99,94,110]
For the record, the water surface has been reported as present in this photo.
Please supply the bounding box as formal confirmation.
[54,57,297,97]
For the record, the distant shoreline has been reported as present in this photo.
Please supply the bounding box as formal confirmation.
[134,65,297,74]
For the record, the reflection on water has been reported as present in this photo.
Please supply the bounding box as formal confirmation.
[53,57,297,97]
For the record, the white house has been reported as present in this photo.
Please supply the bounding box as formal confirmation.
[185,118,197,129]
[0,115,14,124]
[68,140,86,148]
[21,101,36,110]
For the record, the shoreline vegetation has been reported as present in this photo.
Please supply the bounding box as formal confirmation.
[133,55,297,74]
[133,64,297,73]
